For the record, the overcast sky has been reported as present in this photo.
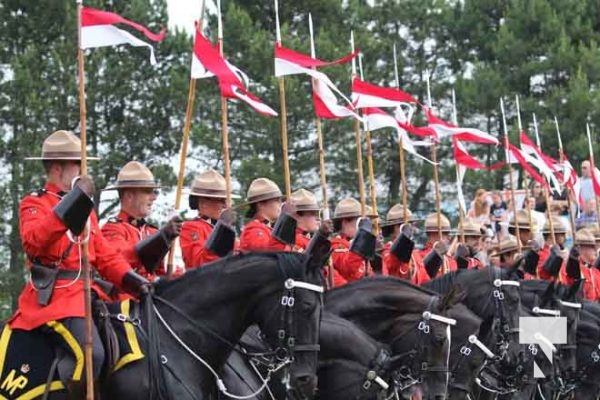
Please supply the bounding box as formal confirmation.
[167,0,215,32]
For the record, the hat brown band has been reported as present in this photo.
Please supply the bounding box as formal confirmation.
[41,151,84,159]
[116,180,159,187]
[247,191,284,204]
[332,211,361,220]
[462,230,481,237]
[191,188,228,197]
[576,241,596,247]
[425,227,451,233]
[296,204,320,212]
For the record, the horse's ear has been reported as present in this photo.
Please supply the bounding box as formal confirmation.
[438,284,466,311]
[541,281,556,307]
[566,279,583,301]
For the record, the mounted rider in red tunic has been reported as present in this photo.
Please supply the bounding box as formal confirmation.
[180,169,238,269]
[101,161,183,282]
[8,130,149,395]
[381,204,419,281]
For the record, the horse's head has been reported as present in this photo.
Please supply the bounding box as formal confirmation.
[249,252,324,400]
[553,282,583,387]
[575,303,600,399]
[413,288,465,400]
[445,303,486,400]
[318,312,393,399]
[324,278,459,400]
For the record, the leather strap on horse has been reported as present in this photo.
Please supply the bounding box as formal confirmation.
[143,294,169,400]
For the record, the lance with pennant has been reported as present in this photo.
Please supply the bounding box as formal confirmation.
[308,14,334,288]
[217,0,233,206]
[530,111,556,246]
[586,122,600,231]
[76,1,95,397]
[350,31,367,216]
[308,13,329,220]
[393,44,409,225]
[425,70,443,240]
[166,0,206,277]
[274,0,292,198]
[357,53,379,232]
[451,89,466,243]
[553,116,577,237]
[515,96,538,240]
[500,98,522,253]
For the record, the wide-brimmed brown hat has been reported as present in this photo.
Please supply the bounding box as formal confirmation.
[246,178,284,204]
[104,161,161,190]
[380,203,418,227]
[188,169,239,199]
[575,229,596,247]
[509,209,537,231]
[490,235,526,257]
[542,216,567,234]
[332,198,362,220]
[461,218,482,237]
[26,130,99,160]
[291,188,320,212]
[424,212,451,233]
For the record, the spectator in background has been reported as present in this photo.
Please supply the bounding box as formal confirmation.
[524,196,546,245]
[580,160,596,205]
[529,181,547,213]
[468,188,491,226]
[576,198,598,230]
[489,190,508,240]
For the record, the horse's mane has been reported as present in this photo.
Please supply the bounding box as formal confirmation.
[329,275,439,297]
[321,312,384,362]
[154,251,306,298]
[424,269,467,295]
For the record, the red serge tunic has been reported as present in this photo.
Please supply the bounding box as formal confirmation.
[411,243,457,285]
[101,210,165,280]
[239,219,288,251]
[179,217,221,269]
[10,183,131,330]
[330,235,371,283]
[382,241,411,280]
[295,228,347,288]
[560,260,600,301]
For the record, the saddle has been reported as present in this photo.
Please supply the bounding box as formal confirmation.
[0,300,146,399]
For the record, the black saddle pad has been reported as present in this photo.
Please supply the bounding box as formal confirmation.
[0,323,64,398]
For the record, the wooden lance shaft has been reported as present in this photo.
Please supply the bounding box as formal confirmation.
[424,71,443,242]
[500,98,522,253]
[514,96,536,240]
[278,77,292,199]
[354,118,367,216]
[76,2,95,398]
[218,36,232,206]
[451,90,465,243]
[399,136,408,223]
[166,0,206,275]
[554,117,577,243]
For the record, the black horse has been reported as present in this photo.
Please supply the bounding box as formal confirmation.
[1,252,324,400]
[325,277,472,400]
[221,312,399,400]
[573,300,600,400]
[423,266,523,398]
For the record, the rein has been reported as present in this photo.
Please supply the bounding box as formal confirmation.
[150,278,323,399]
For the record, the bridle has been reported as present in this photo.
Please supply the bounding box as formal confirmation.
[389,295,457,397]
[476,269,522,395]
[150,277,324,400]
[448,334,496,395]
